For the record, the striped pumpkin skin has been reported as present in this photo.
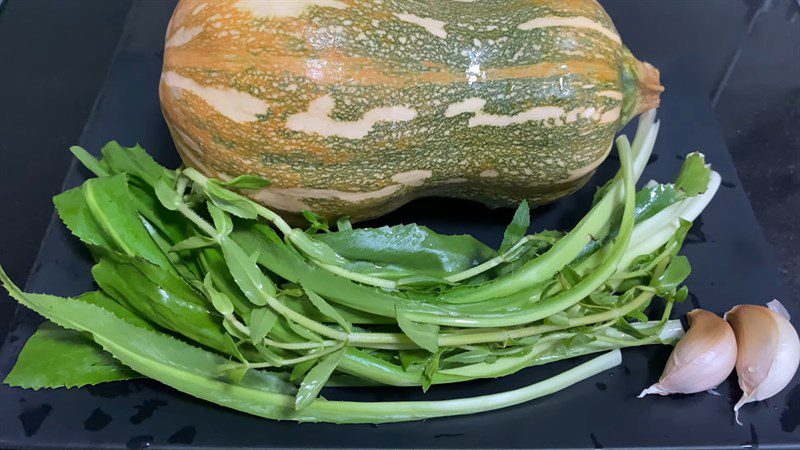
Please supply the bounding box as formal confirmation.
[160,0,662,222]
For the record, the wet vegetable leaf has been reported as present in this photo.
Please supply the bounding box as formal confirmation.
[76,291,154,330]
[634,183,684,223]
[5,322,139,389]
[655,255,691,297]
[317,224,495,280]
[295,348,346,410]
[675,152,711,196]
[92,253,238,356]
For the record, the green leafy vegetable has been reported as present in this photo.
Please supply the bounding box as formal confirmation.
[249,307,278,344]
[0,111,722,423]
[219,237,277,305]
[205,182,259,219]
[100,141,169,188]
[675,152,711,196]
[396,308,439,353]
[336,216,352,231]
[295,348,346,410]
[69,146,109,177]
[216,174,271,190]
[499,200,530,253]
[171,236,217,252]
[54,174,173,270]
[304,288,352,332]
[316,224,495,280]
[655,255,691,298]
[4,322,139,389]
[302,210,330,234]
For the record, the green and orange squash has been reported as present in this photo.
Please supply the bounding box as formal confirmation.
[160,0,662,222]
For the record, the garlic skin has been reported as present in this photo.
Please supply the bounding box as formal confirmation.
[725,300,800,424]
[639,309,737,397]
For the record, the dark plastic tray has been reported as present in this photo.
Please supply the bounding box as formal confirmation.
[0,1,797,448]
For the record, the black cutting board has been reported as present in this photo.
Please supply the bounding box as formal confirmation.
[1,1,798,448]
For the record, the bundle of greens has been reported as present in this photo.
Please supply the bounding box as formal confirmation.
[1,111,721,423]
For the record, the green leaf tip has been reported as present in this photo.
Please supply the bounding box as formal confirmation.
[216,174,271,190]
[675,152,711,196]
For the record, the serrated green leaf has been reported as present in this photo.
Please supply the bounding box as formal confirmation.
[443,348,492,365]
[4,322,139,389]
[422,350,443,392]
[76,291,153,330]
[128,183,188,246]
[92,253,238,356]
[626,309,649,324]
[675,152,711,196]
[674,285,689,302]
[587,290,619,306]
[565,334,595,348]
[544,312,570,326]
[634,183,684,223]
[613,318,649,339]
[559,266,581,289]
[54,174,173,270]
[100,141,171,188]
[295,348,346,410]
[0,268,297,402]
[398,350,428,371]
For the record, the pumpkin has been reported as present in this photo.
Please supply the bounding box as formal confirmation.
[160,0,662,222]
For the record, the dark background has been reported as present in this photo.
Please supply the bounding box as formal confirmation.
[0,0,797,447]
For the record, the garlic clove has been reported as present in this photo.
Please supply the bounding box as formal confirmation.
[725,301,800,424]
[639,309,737,397]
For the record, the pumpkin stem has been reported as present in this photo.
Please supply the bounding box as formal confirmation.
[635,60,663,114]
